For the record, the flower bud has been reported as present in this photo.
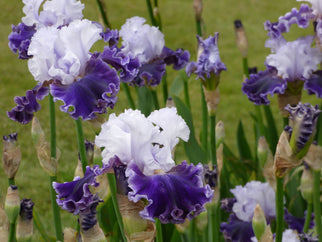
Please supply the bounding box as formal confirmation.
[3,133,21,179]
[234,20,248,58]
[193,0,203,22]
[37,141,60,176]
[16,199,34,241]
[299,163,313,203]
[203,86,220,115]
[5,186,20,224]
[216,121,225,148]
[0,206,9,241]
[31,117,45,146]
[303,143,322,171]
[74,159,84,178]
[63,227,77,242]
[252,204,267,240]
[257,136,273,169]
[259,225,273,242]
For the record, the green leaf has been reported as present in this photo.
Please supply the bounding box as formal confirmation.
[237,120,253,161]
[173,96,206,164]
[169,73,184,98]
[263,105,279,154]
[137,86,154,116]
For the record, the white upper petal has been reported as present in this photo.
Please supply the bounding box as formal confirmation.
[27,19,101,84]
[119,16,165,63]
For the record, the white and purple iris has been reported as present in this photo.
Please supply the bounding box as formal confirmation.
[95,107,213,224]
[242,4,322,105]
[220,181,276,241]
[186,32,227,87]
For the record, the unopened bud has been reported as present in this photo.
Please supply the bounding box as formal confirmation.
[63,227,77,242]
[74,159,84,178]
[193,0,203,22]
[0,206,9,241]
[166,98,175,108]
[16,199,34,241]
[216,121,225,148]
[303,143,322,171]
[257,136,273,168]
[31,117,45,145]
[85,140,94,166]
[234,20,248,58]
[3,133,21,179]
[37,141,60,176]
[5,186,20,224]
[252,204,267,240]
[203,86,220,115]
[259,225,273,242]
[277,81,303,117]
[299,163,313,203]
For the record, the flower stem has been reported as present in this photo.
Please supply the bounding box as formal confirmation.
[275,176,284,242]
[313,170,321,241]
[8,178,15,186]
[201,84,208,154]
[303,202,313,233]
[48,94,63,241]
[95,0,111,28]
[162,73,168,105]
[75,118,88,174]
[9,222,16,242]
[145,0,157,26]
[183,73,191,110]
[106,173,126,241]
[151,89,160,109]
[209,114,217,165]
[242,57,249,77]
[33,209,51,241]
[122,83,135,109]
[156,219,163,242]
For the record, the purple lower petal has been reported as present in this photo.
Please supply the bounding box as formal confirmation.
[131,60,166,87]
[162,47,190,70]
[242,67,286,105]
[51,54,120,120]
[304,71,322,98]
[7,85,49,124]
[220,214,254,242]
[284,209,314,233]
[127,161,213,224]
[100,28,119,47]
[8,23,36,60]
[100,46,140,83]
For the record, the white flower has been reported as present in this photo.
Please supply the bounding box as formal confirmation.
[119,16,165,64]
[27,19,102,84]
[95,108,189,176]
[265,36,322,80]
[231,181,276,222]
[22,0,84,28]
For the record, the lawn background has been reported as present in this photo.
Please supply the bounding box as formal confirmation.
[0,0,318,239]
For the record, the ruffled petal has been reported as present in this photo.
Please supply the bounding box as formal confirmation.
[161,47,190,70]
[53,165,108,215]
[297,0,322,16]
[8,23,36,60]
[284,209,314,233]
[305,71,322,97]
[127,161,213,224]
[133,60,166,87]
[100,46,140,83]
[100,28,119,47]
[7,85,49,124]
[242,67,286,105]
[51,53,120,120]
[220,214,254,242]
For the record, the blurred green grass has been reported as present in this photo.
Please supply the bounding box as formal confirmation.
[0,0,319,239]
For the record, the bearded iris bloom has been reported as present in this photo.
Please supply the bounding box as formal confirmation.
[95,107,213,223]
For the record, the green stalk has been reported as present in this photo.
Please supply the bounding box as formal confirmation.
[8,178,15,186]
[48,94,63,241]
[207,206,213,242]
[151,89,160,109]
[106,173,126,241]
[283,117,289,127]
[195,17,202,37]
[275,177,284,242]
[33,209,51,241]
[145,0,157,26]
[213,203,220,242]
[242,57,249,77]
[183,74,191,110]
[303,202,313,233]
[95,0,111,28]
[9,222,16,242]
[162,73,168,105]
[313,170,321,241]
[201,84,208,153]
[122,83,135,109]
[209,114,217,165]
[156,219,163,242]
[75,118,88,174]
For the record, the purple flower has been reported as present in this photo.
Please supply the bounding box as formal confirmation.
[220,214,254,242]
[50,53,120,120]
[7,85,49,124]
[284,209,314,233]
[100,28,119,47]
[8,23,36,59]
[53,165,108,215]
[186,33,227,86]
[162,47,190,70]
[285,102,321,158]
[127,161,213,224]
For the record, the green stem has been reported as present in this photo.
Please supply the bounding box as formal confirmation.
[242,57,249,77]
[283,117,289,127]
[95,0,111,28]
[48,94,63,241]
[156,219,163,242]
[213,203,220,242]
[195,18,202,36]
[162,73,168,105]
[183,74,191,110]
[303,202,313,233]
[313,170,322,241]
[8,178,15,186]
[207,207,213,242]
[145,0,157,26]
[189,219,196,242]
[151,89,160,109]
[75,118,88,174]
[209,114,217,165]
[201,84,208,154]
[33,209,51,241]
[122,83,135,109]
[106,173,126,241]
[275,176,284,242]
[9,222,16,242]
